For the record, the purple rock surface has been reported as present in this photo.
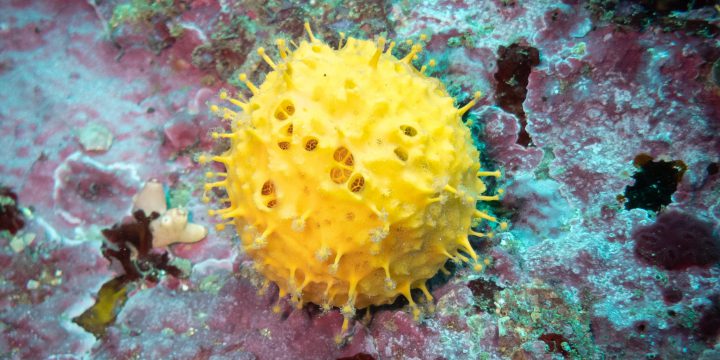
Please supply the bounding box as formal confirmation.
[1,0,719,359]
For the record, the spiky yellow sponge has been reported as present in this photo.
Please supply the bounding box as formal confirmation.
[204,24,504,334]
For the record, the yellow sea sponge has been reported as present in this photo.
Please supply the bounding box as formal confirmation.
[203,24,505,335]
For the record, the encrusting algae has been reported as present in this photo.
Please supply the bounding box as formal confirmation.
[201,23,507,341]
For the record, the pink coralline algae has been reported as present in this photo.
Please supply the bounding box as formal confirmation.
[53,153,140,227]
[633,211,720,271]
[1,0,720,359]
[90,269,362,359]
[0,229,112,358]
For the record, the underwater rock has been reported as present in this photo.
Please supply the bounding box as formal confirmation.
[0,186,25,235]
[0,229,112,358]
[162,116,203,154]
[1,0,719,359]
[77,123,113,153]
[53,153,140,226]
[633,211,720,271]
[494,42,540,147]
[624,154,687,213]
